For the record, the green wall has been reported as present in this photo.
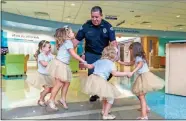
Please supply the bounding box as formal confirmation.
[158,37,186,56]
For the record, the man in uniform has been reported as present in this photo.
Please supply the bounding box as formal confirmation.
[73,6,117,102]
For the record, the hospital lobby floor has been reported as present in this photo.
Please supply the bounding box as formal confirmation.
[2,98,163,120]
[2,64,185,120]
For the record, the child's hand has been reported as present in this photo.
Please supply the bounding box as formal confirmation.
[127,72,133,78]
[84,64,93,69]
[83,63,94,69]
[82,60,88,65]
[117,60,123,64]
[118,60,122,63]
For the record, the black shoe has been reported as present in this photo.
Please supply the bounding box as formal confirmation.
[89,95,99,102]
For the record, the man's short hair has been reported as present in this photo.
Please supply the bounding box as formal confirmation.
[91,6,102,15]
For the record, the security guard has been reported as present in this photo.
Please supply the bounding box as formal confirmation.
[73,6,117,102]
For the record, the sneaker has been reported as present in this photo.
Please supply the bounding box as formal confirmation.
[38,100,47,107]
[47,100,58,111]
[58,99,68,109]
[136,116,148,120]
[103,114,116,120]
[89,95,99,102]
[101,110,111,115]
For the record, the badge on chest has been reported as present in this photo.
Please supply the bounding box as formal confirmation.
[103,28,107,33]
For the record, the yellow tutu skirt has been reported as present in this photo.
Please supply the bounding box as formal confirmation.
[81,74,121,98]
[26,72,54,89]
[46,59,72,82]
[132,71,165,96]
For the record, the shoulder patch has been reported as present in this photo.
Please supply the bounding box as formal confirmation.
[79,26,83,30]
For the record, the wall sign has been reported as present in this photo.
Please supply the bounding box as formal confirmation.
[11,33,39,40]
[3,30,54,42]
[114,28,140,34]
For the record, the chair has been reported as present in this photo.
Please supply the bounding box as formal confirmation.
[1,54,24,77]
[69,58,79,73]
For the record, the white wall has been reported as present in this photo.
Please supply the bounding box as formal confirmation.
[116,36,141,43]
[3,27,56,61]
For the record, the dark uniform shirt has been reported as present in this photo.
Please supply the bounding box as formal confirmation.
[76,19,116,55]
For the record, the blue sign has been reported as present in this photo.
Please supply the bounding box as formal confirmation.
[1,30,8,47]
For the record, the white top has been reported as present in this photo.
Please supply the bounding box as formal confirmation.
[56,40,74,64]
[37,52,54,75]
[93,59,116,80]
[135,56,149,74]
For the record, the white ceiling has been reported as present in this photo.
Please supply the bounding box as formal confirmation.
[1,1,186,32]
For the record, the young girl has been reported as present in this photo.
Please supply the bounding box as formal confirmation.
[83,44,130,120]
[123,42,164,120]
[46,26,87,110]
[26,40,54,106]
[118,60,151,113]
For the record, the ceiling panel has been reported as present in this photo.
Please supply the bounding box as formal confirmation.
[47,5,63,11]
[129,3,162,12]
[64,1,82,7]
[63,7,80,20]
[2,1,26,6]
[2,8,20,15]
[16,8,36,18]
[100,1,133,8]
[131,1,174,6]
[131,16,181,26]
[1,1,186,32]
[82,1,102,5]
[147,12,186,19]
[49,16,62,22]
[47,1,64,6]
[156,7,186,16]
[48,9,63,17]
[168,2,186,10]
[26,1,47,5]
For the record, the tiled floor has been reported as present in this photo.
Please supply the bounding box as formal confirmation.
[1,68,134,109]
[1,65,186,119]
[2,98,163,120]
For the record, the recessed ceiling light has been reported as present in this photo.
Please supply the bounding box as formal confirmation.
[140,21,151,24]
[174,24,184,27]
[179,28,183,29]
[71,3,75,6]
[176,15,180,18]
[148,25,151,27]
[67,18,70,21]
[35,12,49,16]
[135,15,141,18]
